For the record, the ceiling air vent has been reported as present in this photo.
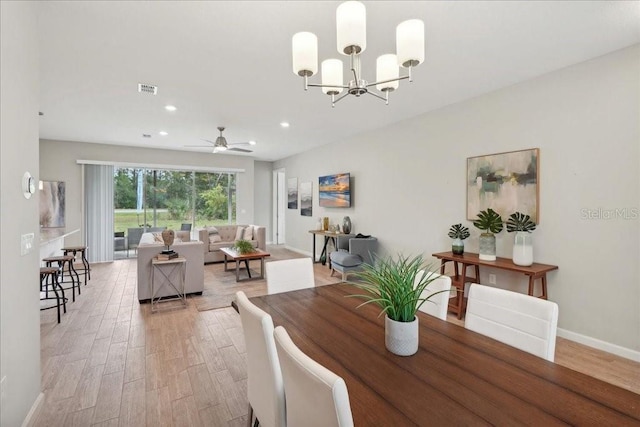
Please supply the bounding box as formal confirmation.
[142,134,151,138]
[138,83,158,95]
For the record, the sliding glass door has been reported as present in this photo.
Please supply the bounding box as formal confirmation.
[113,167,236,257]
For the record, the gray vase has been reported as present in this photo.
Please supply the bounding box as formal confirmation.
[385,315,419,356]
[479,233,496,261]
[342,216,352,234]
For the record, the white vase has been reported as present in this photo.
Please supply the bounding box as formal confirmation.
[513,231,533,266]
[479,233,496,261]
[385,315,419,356]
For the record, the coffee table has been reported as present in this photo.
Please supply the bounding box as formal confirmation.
[219,247,270,282]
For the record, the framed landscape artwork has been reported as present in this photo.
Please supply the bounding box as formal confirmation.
[300,181,312,217]
[287,177,298,209]
[467,148,539,222]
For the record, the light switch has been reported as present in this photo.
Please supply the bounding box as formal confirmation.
[21,233,34,256]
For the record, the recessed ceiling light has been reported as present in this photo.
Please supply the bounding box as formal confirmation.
[165,105,177,112]
[280,122,290,128]
[159,131,168,136]
[249,140,257,146]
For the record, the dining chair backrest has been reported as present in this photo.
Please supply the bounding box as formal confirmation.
[415,270,452,321]
[465,283,559,362]
[266,258,315,295]
[236,291,285,427]
[274,326,354,427]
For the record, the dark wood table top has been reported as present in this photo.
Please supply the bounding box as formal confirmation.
[250,284,639,426]
[433,251,559,275]
[219,247,270,261]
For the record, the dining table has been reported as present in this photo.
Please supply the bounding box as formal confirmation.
[249,284,640,426]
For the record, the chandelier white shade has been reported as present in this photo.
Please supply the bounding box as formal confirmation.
[292,32,318,76]
[321,59,344,95]
[336,1,366,55]
[397,19,425,67]
[291,1,424,107]
[376,54,399,92]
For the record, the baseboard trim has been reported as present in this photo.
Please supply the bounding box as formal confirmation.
[284,246,312,257]
[21,392,44,427]
[557,328,640,362]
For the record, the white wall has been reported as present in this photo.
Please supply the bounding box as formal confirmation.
[253,160,274,241]
[40,139,257,246]
[275,46,640,355]
[0,1,42,425]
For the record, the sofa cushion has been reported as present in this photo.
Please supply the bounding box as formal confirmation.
[330,250,363,267]
[139,232,156,245]
[209,234,222,244]
[206,226,219,235]
[235,227,244,241]
[243,226,253,240]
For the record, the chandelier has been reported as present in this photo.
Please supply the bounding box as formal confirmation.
[291,1,424,107]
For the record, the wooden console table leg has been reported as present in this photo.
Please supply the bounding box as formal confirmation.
[528,276,534,296]
[541,275,548,299]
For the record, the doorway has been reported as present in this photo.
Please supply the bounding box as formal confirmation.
[272,169,286,244]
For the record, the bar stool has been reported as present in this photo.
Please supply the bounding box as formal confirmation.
[62,246,90,285]
[43,255,80,302]
[40,266,67,323]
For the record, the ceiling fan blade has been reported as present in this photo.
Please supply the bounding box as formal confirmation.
[184,145,214,148]
[228,147,253,153]
[228,141,251,146]
[200,139,215,144]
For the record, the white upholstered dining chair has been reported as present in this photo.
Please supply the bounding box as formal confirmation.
[274,326,354,427]
[465,283,559,362]
[235,291,286,427]
[266,258,315,295]
[415,270,453,321]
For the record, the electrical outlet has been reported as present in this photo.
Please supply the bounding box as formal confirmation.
[21,233,34,256]
[489,274,496,284]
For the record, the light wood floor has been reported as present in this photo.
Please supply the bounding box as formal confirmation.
[35,246,639,426]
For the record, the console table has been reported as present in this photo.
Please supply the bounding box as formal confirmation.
[308,230,354,266]
[432,251,558,319]
[150,256,186,312]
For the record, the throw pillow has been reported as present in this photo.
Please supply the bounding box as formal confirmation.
[243,226,253,241]
[207,226,219,235]
[138,232,155,245]
[152,232,164,243]
[209,234,222,244]
[235,226,244,241]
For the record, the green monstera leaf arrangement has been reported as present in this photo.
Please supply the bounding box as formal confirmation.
[506,212,537,233]
[473,208,504,234]
[448,224,470,240]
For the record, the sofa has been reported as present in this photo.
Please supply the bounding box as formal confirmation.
[137,240,205,302]
[198,224,266,263]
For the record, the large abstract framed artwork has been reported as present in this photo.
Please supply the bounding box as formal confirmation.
[300,181,312,217]
[40,180,66,228]
[287,177,298,209]
[467,148,539,222]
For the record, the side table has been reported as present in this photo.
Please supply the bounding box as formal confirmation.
[150,256,187,312]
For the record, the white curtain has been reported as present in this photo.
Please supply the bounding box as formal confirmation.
[84,164,114,263]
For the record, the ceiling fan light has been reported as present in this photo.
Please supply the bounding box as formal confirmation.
[321,59,344,95]
[376,54,399,91]
[336,1,366,55]
[292,32,318,76]
[396,19,424,68]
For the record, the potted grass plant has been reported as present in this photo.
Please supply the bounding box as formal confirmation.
[349,254,446,356]
[473,208,503,261]
[448,223,470,255]
[506,212,536,266]
[233,239,255,255]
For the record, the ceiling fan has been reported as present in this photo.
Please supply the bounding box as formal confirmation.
[185,126,254,153]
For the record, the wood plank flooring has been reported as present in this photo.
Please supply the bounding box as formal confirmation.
[34,246,639,426]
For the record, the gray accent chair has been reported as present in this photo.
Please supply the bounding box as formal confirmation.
[330,236,377,281]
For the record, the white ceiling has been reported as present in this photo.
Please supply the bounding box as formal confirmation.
[38,1,640,161]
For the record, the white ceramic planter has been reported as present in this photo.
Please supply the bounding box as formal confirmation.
[385,315,419,356]
[512,231,533,266]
